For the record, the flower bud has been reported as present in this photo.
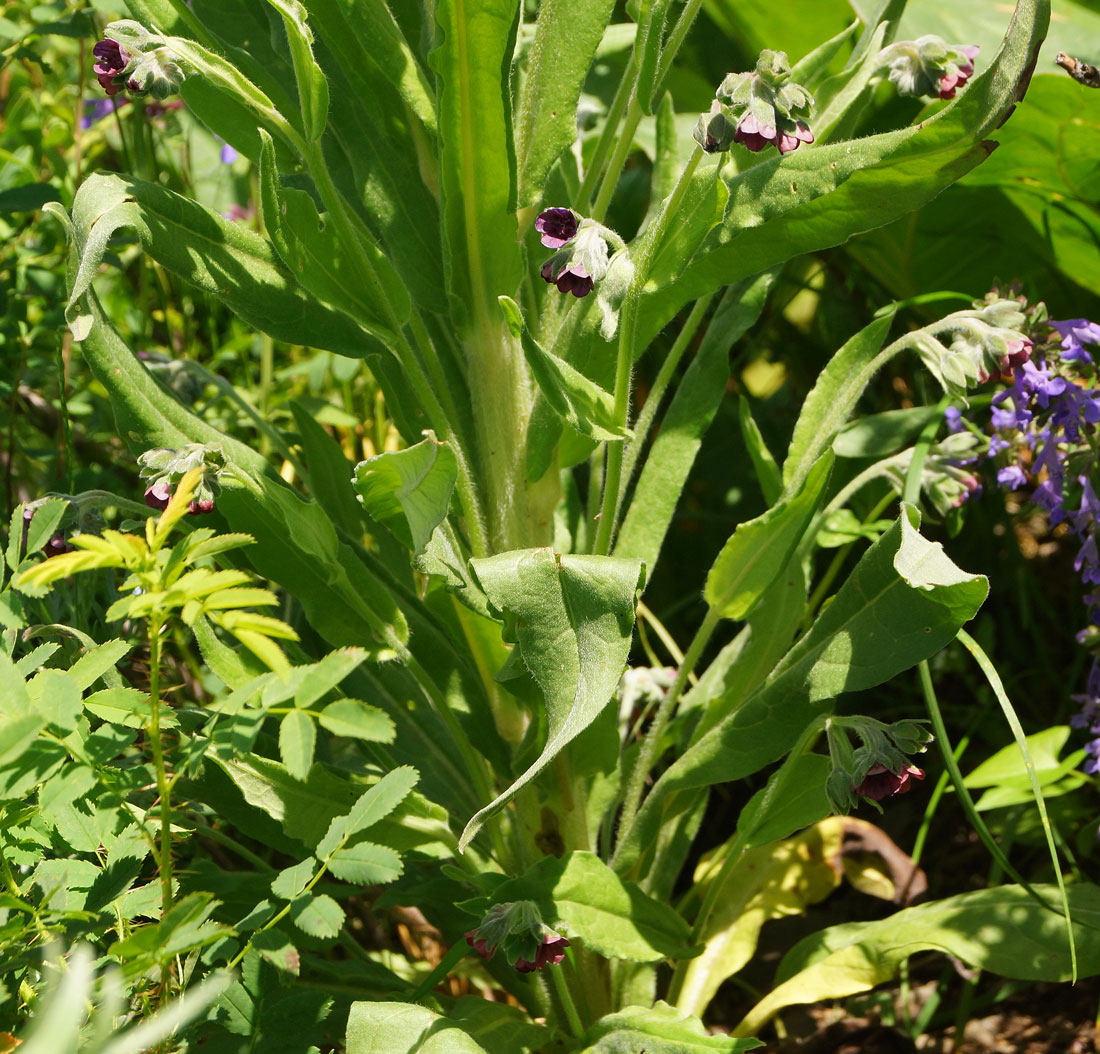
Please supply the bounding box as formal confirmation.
[877,36,979,101]
[692,100,736,154]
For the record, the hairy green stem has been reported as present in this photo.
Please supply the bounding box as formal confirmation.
[591,98,644,223]
[577,54,637,211]
[548,960,586,1038]
[146,616,174,923]
[614,604,721,860]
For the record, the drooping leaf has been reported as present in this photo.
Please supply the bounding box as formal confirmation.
[352,435,458,554]
[461,550,644,850]
[615,508,987,878]
[736,883,1100,1036]
[499,296,629,441]
[488,851,699,963]
[704,453,832,621]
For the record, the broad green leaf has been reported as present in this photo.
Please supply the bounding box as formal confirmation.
[578,1002,763,1052]
[499,296,629,441]
[301,0,436,134]
[489,851,699,963]
[705,453,832,621]
[737,753,833,851]
[431,0,523,332]
[28,670,83,733]
[447,998,550,1054]
[259,131,409,332]
[352,435,458,554]
[635,0,1048,353]
[615,508,987,877]
[23,498,66,555]
[700,0,851,67]
[318,698,395,743]
[66,639,132,691]
[64,173,375,355]
[676,820,845,1018]
[736,883,1100,1036]
[279,710,316,780]
[782,311,895,494]
[964,726,1082,789]
[461,550,644,850]
[834,406,945,459]
[645,163,729,294]
[328,842,403,884]
[252,928,301,975]
[290,892,344,938]
[615,271,775,573]
[346,1002,490,1054]
[515,0,616,206]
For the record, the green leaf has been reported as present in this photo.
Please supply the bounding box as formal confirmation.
[514,0,617,206]
[498,296,629,442]
[318,698,395,743]
[615,508,987,877]
[431,0,523,332]
[782,311,895,494]
[676,820,844,1019]
[252,928,301,975]
[737,753,833,850]
[736,883,1100,1036]
[739,396,782,506]
[290,892,345,938]
[289,400,365,538]
[578,1002,763,1052]
[635,0,1048,352]
[109,893,232,979]
[23,498,66,555]
[64,173,375,355]
[271,859,317,900]
[634,0,674,115]
[705,453,832,621]
[265,0,329,140]
[328,842,403,884]
[317,765,419,859]
[352,435,458,554]
[615,272,775,574]
[834,406,946,459]
[67,639,131,691]
[461,550,644,850]
[964,726,1082,790]
[28,670,83,733]
[447,998,550,1054]
[259,131,409,332]
[346,1002,490,1054]
[488,851,699,963]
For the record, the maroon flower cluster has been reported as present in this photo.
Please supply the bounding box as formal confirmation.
[853,764,925,801]
[144,481,215,516]
[93,38,136,97]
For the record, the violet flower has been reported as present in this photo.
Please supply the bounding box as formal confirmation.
[1051,319,1100,364]
[92,38,132,97]
[534,208,578,249]
[541,258,593,298]
[514,933,570,973]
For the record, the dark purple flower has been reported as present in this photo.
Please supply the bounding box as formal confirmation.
[998,337,1033,376]
[938,46,979,99]
[1051,319,1100,365]
[540,258,593,298]
[854,763,925,801]
[733,111,775,152]
[464,930,494,960]
[513,933,570,973]
[776,121,814,154]
[93,38,131,97]
[144,481,172,510]
[188,497,216,515]
[535,208,578,249]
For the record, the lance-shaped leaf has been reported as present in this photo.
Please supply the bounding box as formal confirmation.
[499,296,629,441]
[259,131,410,331]
[352,435,458,555]
[346,1003,490,1054]
[62,173,378,355]
[264,0,329,140]
[635,0,1049,353]
[736,883,1100,1037]
[782,310,896,494]
[461,549,644,850]
[614,507,987,877]
[705,453,832,621]
[514,0,617,206]
[431,0,523,332]
[486,851,699,963]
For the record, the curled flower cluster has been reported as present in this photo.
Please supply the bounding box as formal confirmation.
[463,900,570,974]
[877,35,980,100]
[826,716,932,813]
[950,299,1100,774]
[535,207,613,299]
[138,443,224,516]
[92,21,185,101]
[693,49,814,156]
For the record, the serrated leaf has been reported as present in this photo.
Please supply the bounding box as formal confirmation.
[23,498,67,556]
[66,639,132,691]
[279,710,316,780]
[252,927,301,975]
[289,892,344,939]
[352,436,458,554]
[317,766,419,859]
[318,699,395,743]
[272,859,317,900]
[461,550,643,850]
[328,842,403,884]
